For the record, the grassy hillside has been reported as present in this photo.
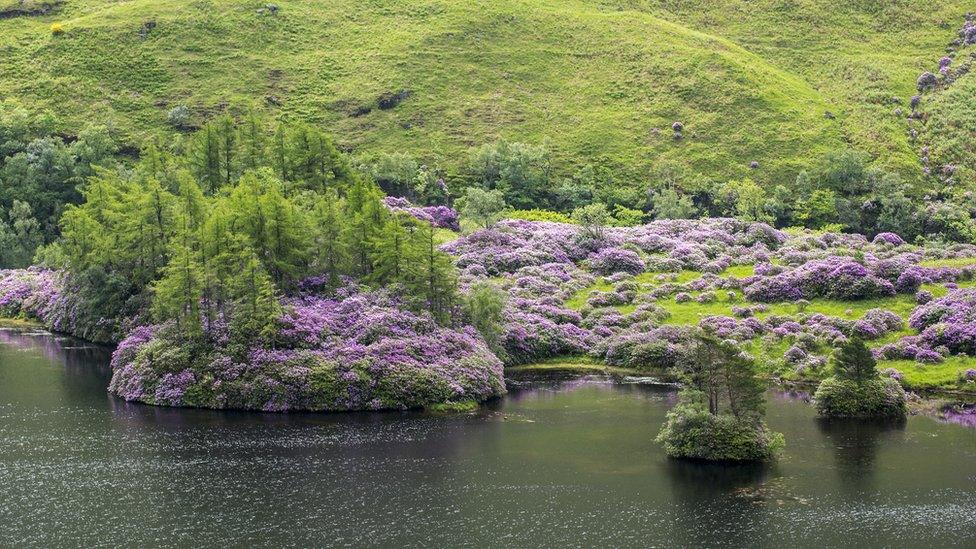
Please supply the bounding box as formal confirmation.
[0,0,969,184]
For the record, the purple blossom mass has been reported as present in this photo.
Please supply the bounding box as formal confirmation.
[107,285,505,411]
[383,196,460,231]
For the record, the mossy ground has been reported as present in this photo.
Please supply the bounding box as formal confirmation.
[426,400,479,413]
[506,356,642,378]
[0,0,970,183]
[0,317,44,330]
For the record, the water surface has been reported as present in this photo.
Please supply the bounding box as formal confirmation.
[1,329,975,547]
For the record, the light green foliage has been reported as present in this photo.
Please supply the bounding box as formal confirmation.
[404,222,458,324]
[1,0,967,192]
[363,152,419,197]
[572,203,611,241]
[463,281,508,358]
[718,178,772,223]
[795,189,838,229]
[458,187,507,230]
[650,187,698,220]
[505,209,574,224]
[611,204,645,227]
[57,117,460,343]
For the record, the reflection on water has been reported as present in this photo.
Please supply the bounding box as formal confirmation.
[816,417,907,494]
[1,330,976,547]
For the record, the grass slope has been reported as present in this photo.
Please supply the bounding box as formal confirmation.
[0,0,969,183]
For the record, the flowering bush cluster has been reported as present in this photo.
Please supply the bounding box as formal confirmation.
[383,196,460,231]
[587,247,644,276]
[879,289,976,360]
[446,218,781,277]
[445,219,976,383]
[0,269,86,335]
[744,258,896,302]
[108,285,505,411]
[0,268,131,343]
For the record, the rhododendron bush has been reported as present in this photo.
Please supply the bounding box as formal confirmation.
[383,197,460,231]
[107,285,505,411]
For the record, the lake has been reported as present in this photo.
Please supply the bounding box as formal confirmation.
[1,329,975,547]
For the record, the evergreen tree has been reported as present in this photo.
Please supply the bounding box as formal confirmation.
[191,123,222,194]
[228,248,280,344]
[153,231,204,335]
[370,213,412,286]
[406,223,457,324]
[832,338,877,382]
[311,189,346,286]
[681,330,765,421]
[238,110,267,172]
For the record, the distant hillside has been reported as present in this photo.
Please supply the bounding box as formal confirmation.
[0,0,969,184]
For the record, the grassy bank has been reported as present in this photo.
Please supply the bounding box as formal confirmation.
[0,0,970,182]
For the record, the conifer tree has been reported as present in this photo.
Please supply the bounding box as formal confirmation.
[311,189,346,286]
[406,222,457,324]
[153,228,203,336]
[833,338,877,382]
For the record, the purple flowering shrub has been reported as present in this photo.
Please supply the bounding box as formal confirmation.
[899,289,976,357]
[872,232,905,246]
[108,285,505,411]
[383,196,460,231]
[14,216,976,412]
[588,247,644,275]
[745,258,895,302]
[595,324,693,371]
[0,268,140,343]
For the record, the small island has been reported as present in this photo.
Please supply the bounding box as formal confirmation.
[657,330,784,462]
[814,338,908,419]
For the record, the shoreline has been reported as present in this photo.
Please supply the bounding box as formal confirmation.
[2,322,974,410]
[0,317,45,330]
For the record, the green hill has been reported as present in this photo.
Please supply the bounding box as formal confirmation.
[0,0,969,183]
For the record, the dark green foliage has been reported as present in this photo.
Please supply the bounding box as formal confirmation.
[467,140,551,210]
[0,200,43,267]
[679,331,766,420]
[0,101,116,265]
[833,338,877,382]
[814,377,908,419]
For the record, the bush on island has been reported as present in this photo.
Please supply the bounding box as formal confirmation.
[814,338,907,418]
[656,389,785,461]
